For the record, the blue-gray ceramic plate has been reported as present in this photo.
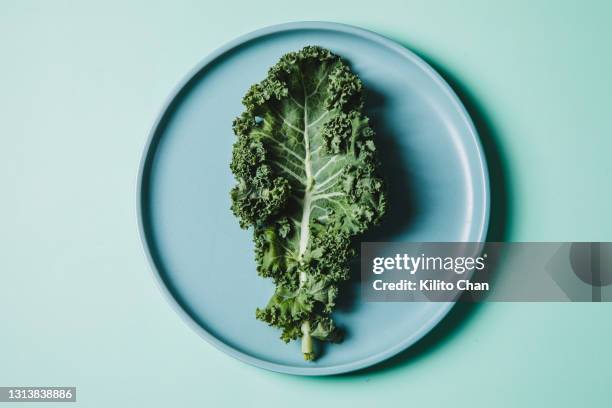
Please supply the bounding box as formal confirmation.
[138,22,489,375]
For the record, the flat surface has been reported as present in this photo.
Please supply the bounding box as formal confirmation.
[2,0,611,406]
[138,22,488,375]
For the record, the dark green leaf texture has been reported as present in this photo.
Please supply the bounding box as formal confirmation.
[230,46,387,360]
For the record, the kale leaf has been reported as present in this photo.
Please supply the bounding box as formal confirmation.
[230,46,387,360]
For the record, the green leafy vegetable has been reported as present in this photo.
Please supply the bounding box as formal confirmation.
[230,46,387,360]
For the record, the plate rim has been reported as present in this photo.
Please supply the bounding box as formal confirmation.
[137,21,490,376]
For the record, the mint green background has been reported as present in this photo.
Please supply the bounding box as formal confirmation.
[2,1,611,406]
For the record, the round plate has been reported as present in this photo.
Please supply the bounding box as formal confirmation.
[138,22,489,376]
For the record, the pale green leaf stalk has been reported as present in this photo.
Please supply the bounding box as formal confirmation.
[229,46,386,360]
